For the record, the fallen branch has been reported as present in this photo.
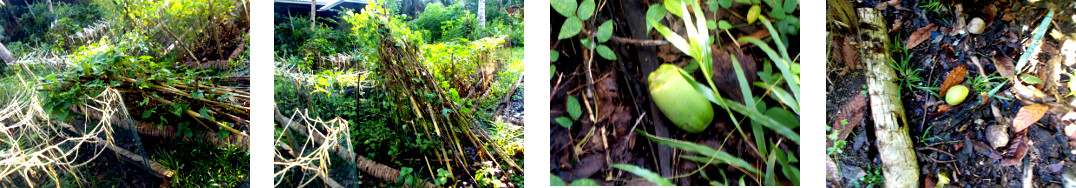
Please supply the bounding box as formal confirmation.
[356,155,436,188]
[859,8,919,188]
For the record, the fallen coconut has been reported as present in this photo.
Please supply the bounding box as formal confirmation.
[648,64,714,133]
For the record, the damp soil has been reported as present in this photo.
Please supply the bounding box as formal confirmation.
[826,0,1076,187]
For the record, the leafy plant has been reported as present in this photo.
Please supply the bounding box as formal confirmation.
[551,0,617,60]
[434,168,451,186]
[888,35,939,97]
[855,163,884,187]
[826,125,848,156]
[917,0,944,15]
[556,95,582,128]
[398,167,422,187]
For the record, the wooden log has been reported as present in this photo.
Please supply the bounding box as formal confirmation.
[355,155,436,188]
[858,8,920,188]
[72,106,249,150]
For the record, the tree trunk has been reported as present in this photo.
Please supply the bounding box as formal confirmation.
[310,0,316,30]
[858,8,920,188]
[0,41,16,65]
[477,0,485,28]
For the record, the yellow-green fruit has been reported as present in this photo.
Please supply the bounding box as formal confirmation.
[946,85,969,105]
[648,64,714,133]
[747,5,761,24]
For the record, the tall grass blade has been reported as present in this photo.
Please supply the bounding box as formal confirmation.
[636,129,761,173]
[1015,8,1053,71]
[611,164,675,186]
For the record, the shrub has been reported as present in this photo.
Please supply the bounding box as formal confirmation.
[274,14,357,60]
[411,3,470,42]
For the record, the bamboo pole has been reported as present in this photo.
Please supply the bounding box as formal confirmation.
[858,8,920,188]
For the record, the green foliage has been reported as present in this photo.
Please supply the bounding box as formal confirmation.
[385,1,524,46]
[412,3,459,41]
[888,35,939,97]
[969,73,1012,100]
[397,167,424,187]
[274,14,358,66]
[439,13,480,42]
[917,0,944,15]
[552,0,616,60]
[156,140,249,186]
[93,0,247,61]
[566,95,582,120]
[854,163,884,187]
[488,120,523,158]
[826,125,848,156]
[434,168,451,186]
[638,130,760,174]
[550,174,567,186]
[0,2,102,55]
[343,0,426,66]
[475,164,507,187]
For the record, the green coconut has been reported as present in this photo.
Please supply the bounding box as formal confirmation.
[648,64,714,133]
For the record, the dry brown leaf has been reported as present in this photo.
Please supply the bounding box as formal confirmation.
[1013,79,1047,102]
[972,139,1003,159]
[907,24,937,49]
[826,156,841,183]
[949,4,965,36]
[983,4,997,27]
[994,54,1011,77]
[1001,131,1029,166]
[1012,104,1048,133]
[939,64,967,98]
[890,19,903,33]
[828,94,867,147]
[747,29,770,42]
[924,174,937,188]
[931,104,952,117]
[841,36,859,69]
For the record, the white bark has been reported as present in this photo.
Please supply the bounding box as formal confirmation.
[477,0,485,28]
[310,0,316,30]
[0,41,15,65]
[859,8,920,188]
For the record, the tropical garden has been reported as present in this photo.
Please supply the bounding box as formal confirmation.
[0,0,250,187]
[273,0,524,187]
